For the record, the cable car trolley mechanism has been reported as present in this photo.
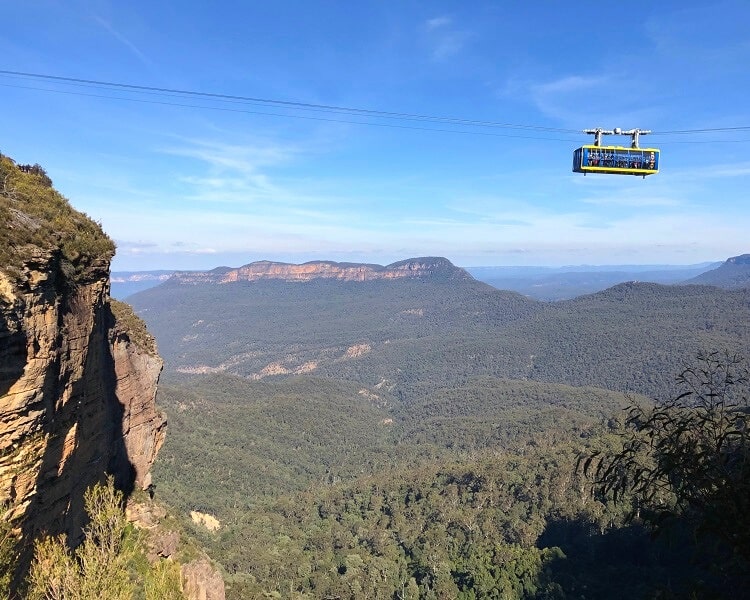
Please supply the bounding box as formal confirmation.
[573,128,659,178]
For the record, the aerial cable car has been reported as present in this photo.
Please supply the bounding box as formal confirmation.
[573,128,659,178]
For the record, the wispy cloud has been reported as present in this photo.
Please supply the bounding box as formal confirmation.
[529,75,610,124]
[423,15,471,60]
[116,240,221,257]
[160,138,300,204]
[163,139,296,173]
[122,236,221,256]
[525,73,661,127]
[107,191,750,270]
[684,162,750,178]
[92,15,152,67]
[116,240,158,252]
[534,75,608,96]
[426,16,451,30]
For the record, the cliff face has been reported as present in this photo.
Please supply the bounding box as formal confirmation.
[0,155,229,599]
[0,246,164,546]
[171,256,473,284]
[110,304,166,493]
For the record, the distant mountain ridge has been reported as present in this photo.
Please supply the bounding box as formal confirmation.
[129,261,750,403]
[683,253,750,289]
[168,256,472,284]
[110,270,177,299]
[467,262,719,301]
[110,260,721,301]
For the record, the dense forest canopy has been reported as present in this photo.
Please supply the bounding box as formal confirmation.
[127,270,750,598]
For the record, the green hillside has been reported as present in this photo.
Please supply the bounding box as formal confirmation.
[155,366,747,600]
[130,274,750,401]
[513,282,750,397]
[683,253,750,289]
[129,266,750,599]
[130,276,538,377]
[153,373,649,599]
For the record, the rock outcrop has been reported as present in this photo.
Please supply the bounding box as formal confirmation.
[169,256,473,284]
[181,559,226,600]
[126,499,226,600]
[0,251,165,545]
[0,155,166,550]
[0,153,226,598]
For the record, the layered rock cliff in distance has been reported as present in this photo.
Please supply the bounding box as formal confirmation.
[0,155,166,548]
[169,256,473,284]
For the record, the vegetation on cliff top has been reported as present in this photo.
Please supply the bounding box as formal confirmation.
[110,299,158,356]
[0,154,115,280]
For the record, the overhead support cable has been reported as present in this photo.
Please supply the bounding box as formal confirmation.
[1,69,749,144]
[0,69,577,133]
[0,81,582,141]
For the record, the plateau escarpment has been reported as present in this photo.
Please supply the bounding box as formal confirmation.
[129,261,538,387]
[132,257,750,403]
[170,256,472,284]
[0,155,165,552]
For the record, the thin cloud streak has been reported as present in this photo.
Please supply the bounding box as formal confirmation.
[162,139,298,174]
[92,15,153,67]
[682,162,750,178]
[160,138,304,205]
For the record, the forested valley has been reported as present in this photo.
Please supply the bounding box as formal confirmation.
[129,263,750,599]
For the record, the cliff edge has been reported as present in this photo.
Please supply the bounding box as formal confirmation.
[0,154,166,547]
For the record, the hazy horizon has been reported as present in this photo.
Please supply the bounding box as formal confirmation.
[110,256,725,275]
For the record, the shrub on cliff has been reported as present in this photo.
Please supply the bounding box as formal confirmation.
[110,299,158,356]
[26,477,183,600]
[27,477,134,599]
[0,512,15,598]
[0,154,115,281]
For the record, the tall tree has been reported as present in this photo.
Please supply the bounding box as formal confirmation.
[585,351,750,567]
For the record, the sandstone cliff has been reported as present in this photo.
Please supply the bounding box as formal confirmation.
[170,256,473,285]
[0,155,165,548]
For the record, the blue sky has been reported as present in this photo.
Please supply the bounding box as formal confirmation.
[2,1,749,270]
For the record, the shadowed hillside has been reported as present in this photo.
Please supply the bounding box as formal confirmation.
[683,253,750,289]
